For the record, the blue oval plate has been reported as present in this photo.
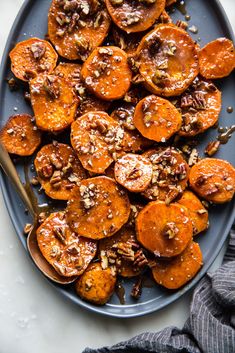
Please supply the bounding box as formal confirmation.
[0,0,235,318]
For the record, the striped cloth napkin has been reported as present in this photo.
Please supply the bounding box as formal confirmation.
[84,226,235,353]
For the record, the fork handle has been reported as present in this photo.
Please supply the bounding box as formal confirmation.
[0,143,35,217]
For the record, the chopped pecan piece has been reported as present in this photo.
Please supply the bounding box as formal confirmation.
[54,225,67,244]
[163,222,179,239]
[131,277,142,299]
[133,249,148,268]
[31,42,46,60]
[204,141,220,156]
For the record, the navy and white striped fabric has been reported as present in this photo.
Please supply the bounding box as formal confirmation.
[84,227,235,353]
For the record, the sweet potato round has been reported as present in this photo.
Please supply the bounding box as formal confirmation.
[136,24,199,96]
[136,201,193,257]
[37,212,97,277]
[152,241,203,289]
[114,153,153,192]
[199,38,235,79]
[177,78,221,137]
[189,158,235,204]
[75,262,117,305]
[30,72,78,132]
[66,176,130,239]
[81,46,132,101]
[71,111,124,174]
[34,143,87,200]
[105,0,166,33]
[178,190,209,235]
[133,95,182,142]
[142,147,189,203]
[48,0,111,61]
[0,114,41,156]
[9,38,58,81]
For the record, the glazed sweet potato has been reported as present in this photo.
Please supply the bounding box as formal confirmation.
[133,95,182,142]
[99,226,147,277]
[9,38,58,81]
[75,262,117,305]
[178,190,209,235]
[189,158,235,204]
[30,71,78,132]
[199,38,235,79]
[177,78,222,137]
[111,103,153,153]
[136,24,199,96]
[142,147,189,203]
[71,111,125,174]
[105,0,166,33]
[0,114,41,156]
[114,153,153,192]
[136,201,193,257]
[81,46,132,101]
[152,241,203,289]
[34,142,87,200]
[66,176,130,239]
[37,212,97,277]
[48,0,111,61]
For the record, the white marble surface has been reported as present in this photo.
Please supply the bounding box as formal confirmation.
[0,1,234,352]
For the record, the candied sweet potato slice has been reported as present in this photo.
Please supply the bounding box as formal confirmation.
[152,241,203,289]
[81,46,132,101]
[133,95,182,142]
[34,142,87,200]
[9,38,58,81]
[199,38,235,79]
[75,262,116,305]
[114,154,153,192]
[30,71,78,132]
[105,0,166,33]
[189,158,235,204]
[37,212,97,277]
[178,190,209,235]
[136,24,199,96]
[66,176,130,239]
[71,111,129,174]
[136,201,193,257]
[176,78,222,137]
[99,226,147,278]
[142,147,189,203]
[48,0,111,61]
[0,114,41,156]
